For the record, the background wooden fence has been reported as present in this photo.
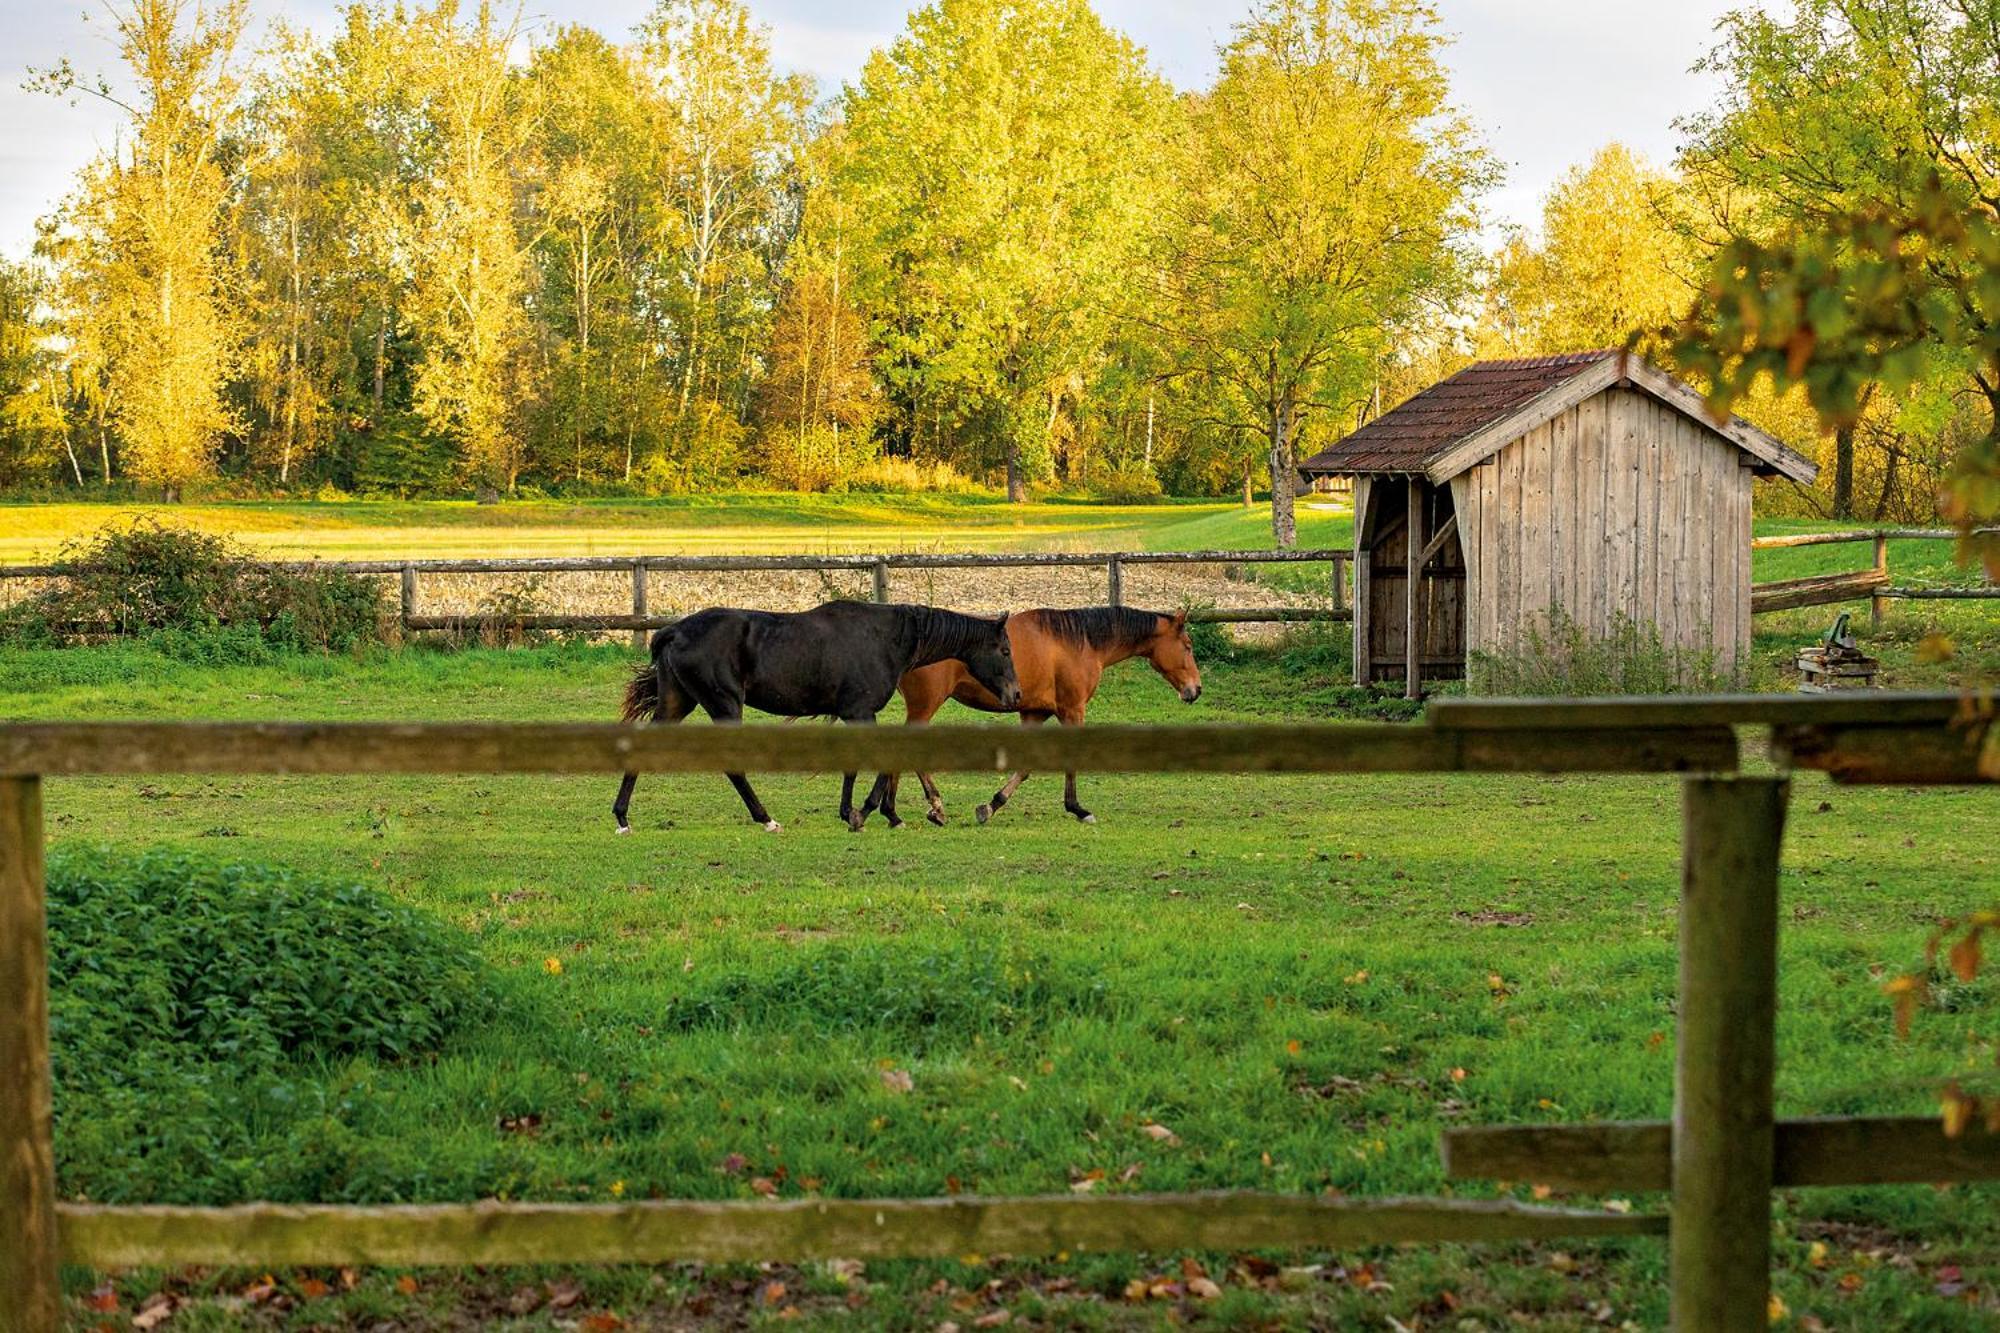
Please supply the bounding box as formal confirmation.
[2,694,1996,1332]
[4,531,1994,648]
[1749,526,2000,622]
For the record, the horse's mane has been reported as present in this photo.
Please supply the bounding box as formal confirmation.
[910,605,1006,661]
[1034,606,1165,650]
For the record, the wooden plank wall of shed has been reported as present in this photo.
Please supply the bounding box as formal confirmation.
[1451,387,1752,674]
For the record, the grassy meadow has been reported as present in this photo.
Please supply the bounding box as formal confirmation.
[1,496,1996,1329]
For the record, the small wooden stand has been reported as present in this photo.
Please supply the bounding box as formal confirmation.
[1796,646,1879,691]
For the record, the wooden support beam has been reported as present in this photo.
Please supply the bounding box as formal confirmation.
[1872,533,1889,630]
[1674,776,1788,1333]
[1418,513,1458,567]
[1353,479,1373,687]
[54,1194,1665,1269]
[0,777,56,1333]
[1443,1115,2000,1192]
[0,720,1738,779]
[630,564,649,653]
[1405,477,1422,701]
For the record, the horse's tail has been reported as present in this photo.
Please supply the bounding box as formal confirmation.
[622,657,662,722]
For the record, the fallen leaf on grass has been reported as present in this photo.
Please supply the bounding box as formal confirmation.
[131,1295,177,1331]
[580,1315,624,1332]
[298,1277,332,1300]
[1141,1122,1181,1145]
[763,1281,789,1306]
[880,1068,914,1094]
[395,1275,419,1296]
[972,1312,1012,1328]
[507,1286,544,1315]
[548,1279,584,1310]
[1187,1276,1222,1300]
[750,1176,780,1197]
[84,1284,118,1313]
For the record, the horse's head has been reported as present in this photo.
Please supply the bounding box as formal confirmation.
[961,613,1021,709]
[1148,610,1203,703]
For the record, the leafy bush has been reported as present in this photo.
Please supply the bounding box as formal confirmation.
[1091,459,1165,504]
[845,456,989,494]
[47,848,495,1202]
[762,424,881,492]
[0,519,384,653]
[1468,606,1732,696]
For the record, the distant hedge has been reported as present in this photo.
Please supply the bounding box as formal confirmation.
[0,519,384,653]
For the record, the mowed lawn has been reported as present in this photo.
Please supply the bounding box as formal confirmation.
[6,638,1997,1330]
[0,494,1359,563]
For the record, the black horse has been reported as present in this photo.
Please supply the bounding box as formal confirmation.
[614,601,1019,833]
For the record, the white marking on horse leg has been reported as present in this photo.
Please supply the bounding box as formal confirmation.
[764,820,783,833]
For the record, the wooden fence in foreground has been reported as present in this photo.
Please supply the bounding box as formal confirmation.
[2,695,1998,1332]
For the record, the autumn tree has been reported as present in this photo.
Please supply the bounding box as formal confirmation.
[842,0,1175,501]
[1148,0,1491,545]
[394,1,539,493]
[530,25,656,482]
[637,0,808,424]
[0,258,70,487]
[37,0,248,498]
[1677,0,2000,520]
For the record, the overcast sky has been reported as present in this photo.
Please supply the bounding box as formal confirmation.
[0,0,1742,259]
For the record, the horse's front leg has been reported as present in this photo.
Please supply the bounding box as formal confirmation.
[976,712,1049,824]
[1058,707,1094,823]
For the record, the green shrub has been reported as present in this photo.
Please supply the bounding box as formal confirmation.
[47,848,495,1202]
[1468,606,1731,696]
[1092,459,1165,504]
[0,519,384,653]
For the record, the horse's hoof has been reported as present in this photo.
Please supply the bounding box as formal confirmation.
[763,820,783,833]
[1078,813,1096,824]
[616,825,632,836]
[975,804,993,824]
[927,811,947,828]
[886,816,904,830]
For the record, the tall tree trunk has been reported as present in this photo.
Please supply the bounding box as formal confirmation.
[1242,456,1253,507]
[1006,438,1026,503]
[97,419,111,486]
[1875,442,1901,521]
[372,317,387,420]
[1832,422,1855,519]
[1268,396,1298,548]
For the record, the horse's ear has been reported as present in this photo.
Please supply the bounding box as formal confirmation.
[996,611,1009,629]
[1170,609,1187,631]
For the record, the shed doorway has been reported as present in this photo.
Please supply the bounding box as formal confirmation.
[1354,476,1465,695]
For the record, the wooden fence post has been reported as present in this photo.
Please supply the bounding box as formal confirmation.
[631,564,649,653]
[1871,533,1889,631]
[872,559,890,605]
[1107,557,1123,607]
[400,564,417,630]
[0,776,58,1333]
[1405,479,1422,701]
[1674,775,1788,1333]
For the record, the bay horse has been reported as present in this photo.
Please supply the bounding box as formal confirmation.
[614,602,1018,833]
[858,606,1202,828]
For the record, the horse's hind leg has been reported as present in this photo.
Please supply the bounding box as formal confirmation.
[613,672,693,833]
[859,772,904,829]
[1058,707,1093,823]
[917,772,947,826]
[683,689,780,832]
[976,712,1049,824]
[838,712,878,832]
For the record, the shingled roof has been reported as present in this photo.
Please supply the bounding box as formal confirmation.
[1298,350,1817,485]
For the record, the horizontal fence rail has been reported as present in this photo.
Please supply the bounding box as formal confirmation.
[56,1194,1666,1270]
[1,694,1994,1333]
[1444,1116,2000,1194]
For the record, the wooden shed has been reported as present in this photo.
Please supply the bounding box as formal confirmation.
[1298,350,1817,694]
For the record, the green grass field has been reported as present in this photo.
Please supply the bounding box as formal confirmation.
[7,631,1997,1331]
[3,496,1996,1328]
